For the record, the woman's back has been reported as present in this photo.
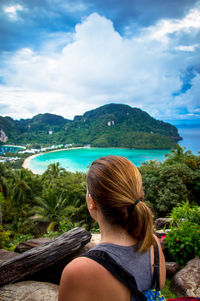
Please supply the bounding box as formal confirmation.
[91,242,153,298]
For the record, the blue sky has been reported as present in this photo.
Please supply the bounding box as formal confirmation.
[0,0,200,124]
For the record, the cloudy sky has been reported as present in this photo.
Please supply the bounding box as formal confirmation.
[0,0,200,123]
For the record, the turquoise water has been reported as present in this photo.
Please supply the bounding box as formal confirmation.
[0,145,24,155]
[28,148,170,174]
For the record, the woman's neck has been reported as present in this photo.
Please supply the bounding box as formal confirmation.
[98,219,137,246]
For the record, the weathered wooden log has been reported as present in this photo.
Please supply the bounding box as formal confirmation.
[0,227,91,286]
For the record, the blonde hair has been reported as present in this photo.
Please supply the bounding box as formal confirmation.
[87,155,154,252]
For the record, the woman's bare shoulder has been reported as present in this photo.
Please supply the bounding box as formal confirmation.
[58,257,100,301]
[60,256,106,282]
[58,256,129,301]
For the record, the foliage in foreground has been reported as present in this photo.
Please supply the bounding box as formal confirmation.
[139,145,200,216]
[164,220,200,265]
[169,200,200,225]
[0,225,11,249]
[164,202,200,265]
[0,162,92,238]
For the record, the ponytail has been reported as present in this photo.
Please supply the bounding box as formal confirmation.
[125,201,154,252]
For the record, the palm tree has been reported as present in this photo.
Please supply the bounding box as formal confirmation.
[42,162,66,185]
[70,199,93,230]
[30,187,70,231]
[165,144,192,163]
[0,163,12,198]
[11,168,33,208]
[0,163,14,225]
[0,193,4,225]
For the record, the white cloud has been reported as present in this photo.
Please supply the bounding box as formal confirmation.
[149,9,200,43]
[4,4,23,20]
[0,9,200,121]
[175,44,199,52]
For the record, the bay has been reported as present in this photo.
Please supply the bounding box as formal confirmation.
[25,124,200,174]
[28,148,170,174]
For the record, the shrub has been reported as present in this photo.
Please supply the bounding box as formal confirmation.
[43,220,77,239]
[6,233,34,251]
[169,201,200,225]
[0,225,12,249]
[164,202,200,265]
[164,220,200,265]
[140,162,194,216]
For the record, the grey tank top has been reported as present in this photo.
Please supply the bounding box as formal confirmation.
[91,243,153,301]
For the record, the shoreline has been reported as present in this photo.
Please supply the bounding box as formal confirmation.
[22,146,90,171]
[3,144,26,149]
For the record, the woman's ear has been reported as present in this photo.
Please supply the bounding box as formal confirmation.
[88,194,97,210]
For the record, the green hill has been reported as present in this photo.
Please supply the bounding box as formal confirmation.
[0,103,181,149]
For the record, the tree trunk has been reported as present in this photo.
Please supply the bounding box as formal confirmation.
[0,227,91,286]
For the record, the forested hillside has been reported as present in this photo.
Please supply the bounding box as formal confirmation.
[0,103,181,149]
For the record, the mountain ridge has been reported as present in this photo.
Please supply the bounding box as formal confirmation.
[0,103,181,149]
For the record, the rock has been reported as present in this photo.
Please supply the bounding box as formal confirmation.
[154,229,167,239]
[166,262,180,275]
[27,217,50,234]
[87,233,101,248]
[15,238,52,253]
[0,249,19,264]
[170,257,200,297]
[78,233,101,255]
[91,233,101,244]
[0,281,58,300]
[154,218,172,230]
[154,229,171,239]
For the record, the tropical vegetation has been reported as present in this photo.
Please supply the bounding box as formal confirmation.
[139,145,200,216]
[164,201,200,265]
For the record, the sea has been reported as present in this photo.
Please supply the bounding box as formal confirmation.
[177,124,200,155]
[27,124,200,174]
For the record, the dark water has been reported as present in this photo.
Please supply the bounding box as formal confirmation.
[177,124,200,154]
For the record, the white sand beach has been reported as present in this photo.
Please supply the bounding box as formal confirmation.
[22,146,90,170]
[4,144,26,149]
[22,153,40,170]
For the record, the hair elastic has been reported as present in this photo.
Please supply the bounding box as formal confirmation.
[132,198,142,208]
[127,198,142,217]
